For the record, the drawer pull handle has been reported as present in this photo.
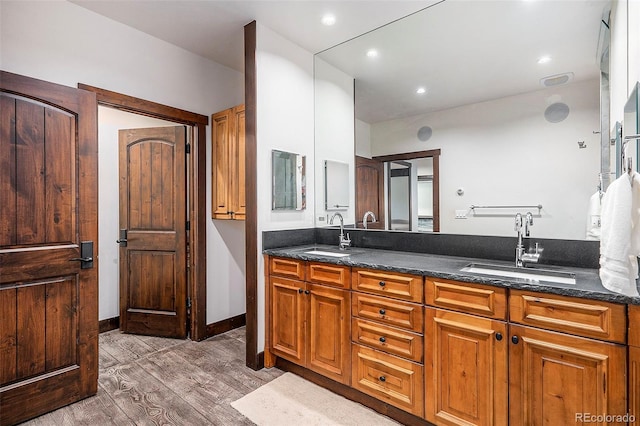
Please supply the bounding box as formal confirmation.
[379,309,386,315]
[298,288,303,294]
[495,333,503,341]
[304,290,310,295]
[379,337,386,343]
[379,376,386,382]
[379,281,386,287]
[511,335,519,344]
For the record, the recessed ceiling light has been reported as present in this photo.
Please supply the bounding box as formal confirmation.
[416,87,427,94]
[537,56,551,64]
[366,49,378,58]
[321,14,336,26]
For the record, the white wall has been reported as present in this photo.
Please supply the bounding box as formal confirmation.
[355,119,372,158]
[1,0,246,323]
[370,79,601,240]
[255,23,316,350]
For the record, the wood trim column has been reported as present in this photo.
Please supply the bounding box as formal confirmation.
[244,21,260,370]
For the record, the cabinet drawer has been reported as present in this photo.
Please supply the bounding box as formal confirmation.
[425,277,507,320]
[352,344,424,417]
[352,268,423,302]
[352,318,423,363]
[270,257,305,280]
[307,262,351,289]
[352,292,423,333]
[509,290,626,343]
[630,305,640,347]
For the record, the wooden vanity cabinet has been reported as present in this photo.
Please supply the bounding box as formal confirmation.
[630,305,640,423]
[211,104,245,220]
[508,291,627,425]
[351,268,425,417]
[424,278,508,426]
[269,258,351,385]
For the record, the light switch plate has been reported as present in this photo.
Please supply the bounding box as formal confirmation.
[455,210,467,219]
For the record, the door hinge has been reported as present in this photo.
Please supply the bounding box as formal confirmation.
[186,143,191,154]
[186,220,191,231]
[187,297,192,309]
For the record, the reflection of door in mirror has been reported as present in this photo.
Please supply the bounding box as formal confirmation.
[373,149,440,232]
[389,161,411,230]
[355,156,384,229]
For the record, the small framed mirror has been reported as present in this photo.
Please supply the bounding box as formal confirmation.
[272,150,306,211]
[324,160,349,210]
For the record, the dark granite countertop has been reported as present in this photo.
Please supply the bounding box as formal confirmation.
[264,244,640,305]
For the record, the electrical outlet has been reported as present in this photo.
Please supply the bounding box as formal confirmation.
[455,210,467,219]
[318,216,325,222]
[590,215,600,228]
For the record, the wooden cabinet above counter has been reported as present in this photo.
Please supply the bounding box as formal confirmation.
[211,104,245,220]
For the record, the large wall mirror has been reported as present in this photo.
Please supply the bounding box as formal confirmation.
[314,0,616,240]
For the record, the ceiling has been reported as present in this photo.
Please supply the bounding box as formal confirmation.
[70,0,437,72]
[317,0,611,123]
[72,0,610,124]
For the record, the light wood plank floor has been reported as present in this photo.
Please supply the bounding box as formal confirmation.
[22,327,283,425]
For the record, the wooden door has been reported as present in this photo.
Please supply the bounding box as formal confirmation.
[509,324,627,425]
[231,105,246,220]
[355,156,384,229]
[270,276,306,364]
[425,308,508,426]
[0,71,98,425]
[119,126,187,338]
[307,283,351,385]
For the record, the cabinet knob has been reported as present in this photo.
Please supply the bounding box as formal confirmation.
[304,290,310,295]
[379,309,386,315]
[379,336,386,343]
[511,335,519,344]
[379,376,386,382]
[379,281,386,287]
[495,332,503,341]
[298,288,303,294]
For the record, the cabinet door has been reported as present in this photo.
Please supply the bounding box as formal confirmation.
[307,284,351,385]
[270,277,305,365]
[230,105,245,220]
[630,346,640,424]
[509,324,627,425]
[425,308,508,426]
[211,108,232,219]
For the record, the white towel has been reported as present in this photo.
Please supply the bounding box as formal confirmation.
[599,173,639,296]
[585,191,602,240]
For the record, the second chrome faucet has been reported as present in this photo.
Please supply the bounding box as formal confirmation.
[515,212,541,267]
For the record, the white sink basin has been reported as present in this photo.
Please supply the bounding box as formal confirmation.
[304,250,351,258]
[460,263,576,285]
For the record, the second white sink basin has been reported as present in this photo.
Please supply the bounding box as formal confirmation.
[460,263,576,285]
[304,250,351,258]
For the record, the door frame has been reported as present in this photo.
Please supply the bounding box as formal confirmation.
[78,84,209,341]
[373,149,441,232]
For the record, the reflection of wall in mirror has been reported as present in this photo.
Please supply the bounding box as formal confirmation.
[314,57,355,225]
[358,79,600,240]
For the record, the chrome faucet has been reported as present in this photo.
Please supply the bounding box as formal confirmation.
[363,211,376,229]
[329,212,351,250]
[515,212,541,267]
[515,213,525,267]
